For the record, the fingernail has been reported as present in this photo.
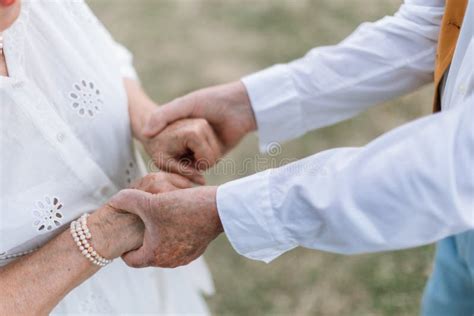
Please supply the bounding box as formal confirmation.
[0,0,15,6]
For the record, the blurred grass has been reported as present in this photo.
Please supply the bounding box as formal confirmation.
[88,1,436,315]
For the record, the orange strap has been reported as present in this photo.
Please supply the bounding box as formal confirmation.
[433,0,468,112]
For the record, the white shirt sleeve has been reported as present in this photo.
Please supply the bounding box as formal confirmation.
[242,0,444,151]
[217,97,474,262]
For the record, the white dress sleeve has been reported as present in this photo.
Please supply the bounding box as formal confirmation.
[242,0,445,151]
[79,1,139,81]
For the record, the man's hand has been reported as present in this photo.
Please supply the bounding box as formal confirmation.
[141,119,222,185]
[143,81,257,166]
[126,79,255,183]
[108,186,223,268]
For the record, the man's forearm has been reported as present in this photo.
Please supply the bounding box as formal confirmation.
[217,98,474,262]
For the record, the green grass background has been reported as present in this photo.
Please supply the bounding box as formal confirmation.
[88,1,436,315]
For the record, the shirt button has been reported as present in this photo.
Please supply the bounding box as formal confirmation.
[459,84,466,95]
[56,133,65,143]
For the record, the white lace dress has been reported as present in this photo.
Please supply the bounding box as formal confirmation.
[0,1,213,314]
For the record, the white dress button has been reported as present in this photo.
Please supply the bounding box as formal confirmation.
[56,133,65,143]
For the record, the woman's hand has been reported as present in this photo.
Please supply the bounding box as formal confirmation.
[86,205,144,260]
[141,120,221,185]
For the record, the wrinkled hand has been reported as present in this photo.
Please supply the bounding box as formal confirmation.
[108,186,222,268]
[142,81,257,176]
[142,119,222,185]
[89,172,194,258]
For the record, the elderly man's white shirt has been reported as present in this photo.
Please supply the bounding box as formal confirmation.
[0,1,212,314]
[217,0,474,262]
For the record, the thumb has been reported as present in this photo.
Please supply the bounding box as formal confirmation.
[121,239,154,268]
[143,97,196,137]
[108,189,154,218]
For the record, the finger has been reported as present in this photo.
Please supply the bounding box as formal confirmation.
[157,158,205,185]
[204,125,223,159]
[131,173,181,194]
[128,178,142,190]
[122,249,149,269]
[148,182,179,194]
[200,125,222,171]
[143,97,196,137]
[186,137,216,171]
[166,173,195,189]
[191,120,221,169]
[121,241,155,268]
[108,189,153,218]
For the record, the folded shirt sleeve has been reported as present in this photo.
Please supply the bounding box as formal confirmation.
[242,0,444,151]
[217,96,474,263]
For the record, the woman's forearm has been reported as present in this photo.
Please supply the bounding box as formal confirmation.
[0,227,99,314]
[0,206,143,315]
[125,78,157,142]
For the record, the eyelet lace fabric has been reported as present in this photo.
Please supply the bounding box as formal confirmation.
[32,196,64,233]
[69,80,103,117]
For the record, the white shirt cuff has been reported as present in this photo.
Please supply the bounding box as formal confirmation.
[242,65,305,152]
[216,169,297,263]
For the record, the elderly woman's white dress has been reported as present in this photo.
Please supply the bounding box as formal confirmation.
[0,1,213,314]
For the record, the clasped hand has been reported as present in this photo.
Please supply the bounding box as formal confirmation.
[105,81,253,268]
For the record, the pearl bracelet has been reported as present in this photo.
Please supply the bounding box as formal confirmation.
[70,213,113,267]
